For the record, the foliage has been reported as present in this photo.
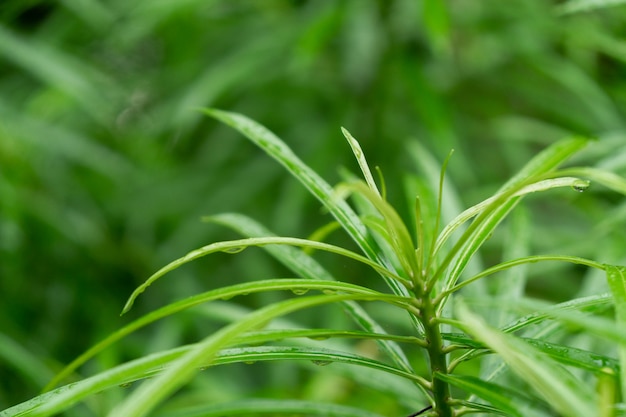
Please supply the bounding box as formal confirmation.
[2,1,626,416]
[3,110,626,416]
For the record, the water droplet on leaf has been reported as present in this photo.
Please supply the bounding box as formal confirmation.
[291,288,309,295]
[223,246,246,254]
[311,360,332,366]
[307,335,330,341]
[571,180,590,193]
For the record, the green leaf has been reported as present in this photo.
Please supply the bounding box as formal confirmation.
[502,297,626,345]
[110,294,422,417]
[206,213,422,387]
[0,26,114,123]
[0,332,55,388]
[236,328,425,347]
[433,136,590,308]
[202,108,410,303]
[450,399,513,416]
[499,137,588,193]
[201,110,377,263]
[556,167,626,195]
[46,279,409,391]
[605,264,626,401]
[444,332,619,373]
[336,181,419,285]
[442,254,604,297]
[434,177,592,256]
[422,0,451,54]
[15,293,416,417]
[155,398,386,417]
[341,127,381,196]
[500,293,613,334]
[557,0,626,14]
[122,236,411,314]
[434,372,541,417]
[158,398,384,417]
[213,345,425,384]
[457,302,597,417]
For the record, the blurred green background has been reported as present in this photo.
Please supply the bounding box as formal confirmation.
[2,0,626,414]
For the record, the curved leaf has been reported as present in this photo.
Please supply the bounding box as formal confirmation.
[46,279,409,391]
[122,236,411,314]
[457,302,596,417]
[155,398,386,417]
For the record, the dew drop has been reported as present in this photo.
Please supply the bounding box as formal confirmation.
[244,361,256,365]
[307,335,330,341]
[223,246,246,254]
[311,360,332,366]
[291,288,309,296]
[322,289,337,295]
[571,179,590,193]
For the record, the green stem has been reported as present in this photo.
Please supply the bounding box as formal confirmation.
[421,297,453,417]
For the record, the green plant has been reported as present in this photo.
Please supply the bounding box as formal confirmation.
[3,110,626,417]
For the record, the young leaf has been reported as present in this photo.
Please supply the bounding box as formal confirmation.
[341,127,380,196]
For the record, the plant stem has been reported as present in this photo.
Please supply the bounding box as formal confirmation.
[421,296,453,417]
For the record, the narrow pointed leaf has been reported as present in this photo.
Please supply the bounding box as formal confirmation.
[122,236,410,314]
[110,294,419,417]
[156,399,387,417]
[202,109,378,262]
[458,302,596,417]
[206,213,419,381]
[202,109,409,301]
[341,127,380,196]
[605,264,626,400]
[434,372,539,417]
